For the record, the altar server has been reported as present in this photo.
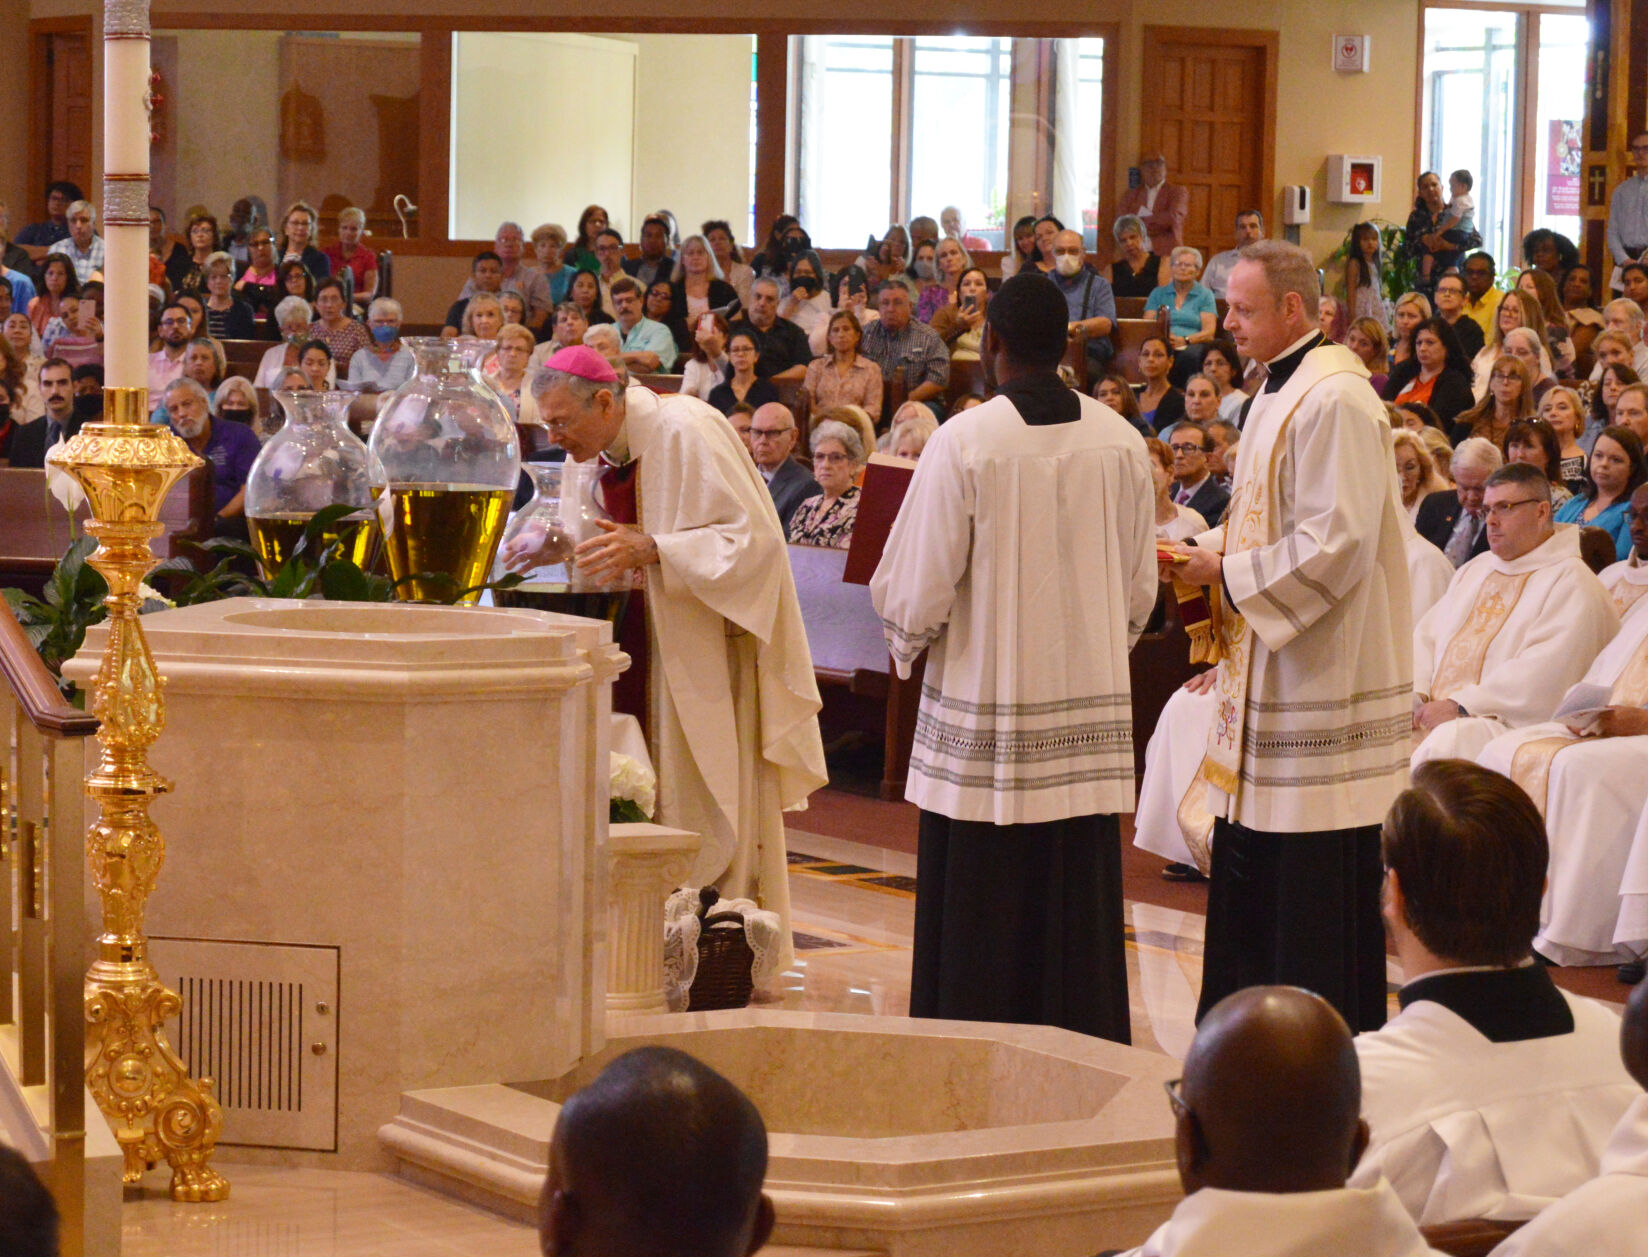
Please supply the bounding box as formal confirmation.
[871,273,1156,1043]
[1351,760,1639,1224]
[1475,564,1648,966]
[1114,986,1443,1257]
[1158,241,1411,1032]
[1411,462,1618,766]
[1489,981,1648,1257]
[530,346,827,971]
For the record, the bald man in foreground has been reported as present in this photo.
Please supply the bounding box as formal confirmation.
[1108,987,1442,1256]
[540,1046,774,1257]
[1490,979,1648,1256]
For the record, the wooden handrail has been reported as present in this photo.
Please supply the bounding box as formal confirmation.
[0,606,99,737]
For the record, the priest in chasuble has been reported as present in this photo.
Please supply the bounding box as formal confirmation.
[531,347,827,970]
[872,274,1157,1043]
[1157,241,1411,1033]
[1411,461,1618,768]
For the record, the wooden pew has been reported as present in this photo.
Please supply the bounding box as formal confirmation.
[1418,1220,1521,1257]
[220,337,274,383]
[0,464,215,596]
[945,358,986,411]
[636,373,683,394]
[1115,296,1148,319]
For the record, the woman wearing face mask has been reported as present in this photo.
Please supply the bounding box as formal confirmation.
[254,296,317,389]
[346,298,415,393]
[778,249,830,339]
[214,375,260,429]
[906,240,941,307]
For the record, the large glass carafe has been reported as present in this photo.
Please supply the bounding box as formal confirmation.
[493,459,633,625]
[244,390,377,580]
[369,337,521,603]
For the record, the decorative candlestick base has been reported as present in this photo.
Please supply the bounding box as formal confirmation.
[51,400,229,1202]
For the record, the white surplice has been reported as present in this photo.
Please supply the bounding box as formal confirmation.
[1490,1095,1648,1257]
[1135,522,1451,867]
[1114,1179,1443,1257]
[1412,526,1619,765]
[871,390,1157,823]
[1351,990,1638,1224]
[624,386,828,967]
[1192,342,1412,833]
[1476,581,1648,964]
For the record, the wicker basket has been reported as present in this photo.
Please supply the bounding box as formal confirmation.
[689,911,755,1011]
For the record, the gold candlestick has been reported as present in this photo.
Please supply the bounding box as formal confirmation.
[49,392,230,1202]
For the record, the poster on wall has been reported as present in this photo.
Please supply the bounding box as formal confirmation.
[1548,119,1582,215]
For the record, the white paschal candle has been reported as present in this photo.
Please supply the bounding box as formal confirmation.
[102,11,152,392]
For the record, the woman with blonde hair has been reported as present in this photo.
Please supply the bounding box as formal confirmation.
[323,206,377,309]
[487,322,540,425]
[1389,291,1432,373]
[1516,267,1574,374]
[1418,425,1456,485]
[1538,385,1590,494]
[1452,354,1537,446]
[1345,317,1390,394]
[1470,288,1548,397]
[1391,427,1449,522]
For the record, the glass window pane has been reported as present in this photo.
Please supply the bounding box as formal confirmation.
[450,32,755,243]
[909,37,1012,251]
[152,29,422,240]
[1421,8,1519,271]
[797,36,894,249]
[1533,13,1590,251]
[1049,38,1106,251]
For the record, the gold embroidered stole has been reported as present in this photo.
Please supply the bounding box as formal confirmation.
[1429,570,1533,702]
[1510,624,1648,816]
[1612,579,1648,620]
[1175,770,1217,875]
[1198,349,1364,805]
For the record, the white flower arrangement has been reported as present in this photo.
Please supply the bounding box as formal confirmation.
[609,751,656,823]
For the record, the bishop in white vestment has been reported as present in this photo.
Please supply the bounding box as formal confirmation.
[1475,560,1648,966]
[1160,245,1412,1031]
[1411,478,1618,766]
[532,350,828,970]
[872,276,1156,1042]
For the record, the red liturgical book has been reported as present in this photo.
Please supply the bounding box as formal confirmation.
[843,453,917,585]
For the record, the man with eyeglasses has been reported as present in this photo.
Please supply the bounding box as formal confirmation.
[1102,987,1435,1257]
[745,402,817,531]
[1608,132,1648,294]
[1429,270,1485,361]
[1166,422,1228,525]
[1412,461,1618,767]
[146,303,193,414]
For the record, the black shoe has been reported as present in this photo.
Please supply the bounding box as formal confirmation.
[1162,862,1207,883]
[1619,960,1646,985]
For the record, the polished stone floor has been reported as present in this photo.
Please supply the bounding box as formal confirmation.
[120,828,1218,1254]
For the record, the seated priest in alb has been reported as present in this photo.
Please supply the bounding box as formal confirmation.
[1411,463,1618,766]
[1350,760,1640,1226]
[1490,980,1648,1257]
[1475,496,1648,968]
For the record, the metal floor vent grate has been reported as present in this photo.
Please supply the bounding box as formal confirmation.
[149,937,340,1151]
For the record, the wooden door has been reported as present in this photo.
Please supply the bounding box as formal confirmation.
[1140,29,1276,263]
[42,31,94,195]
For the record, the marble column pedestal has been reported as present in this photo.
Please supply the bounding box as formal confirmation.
[65,599,627,1170]
[606,823,701,1016]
